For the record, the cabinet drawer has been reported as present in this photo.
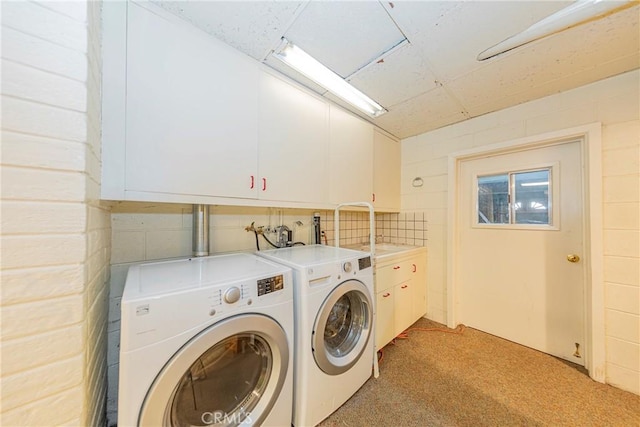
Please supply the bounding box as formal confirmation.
[376,260,412,291]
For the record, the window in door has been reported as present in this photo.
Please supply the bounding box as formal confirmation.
[477,168,552,227]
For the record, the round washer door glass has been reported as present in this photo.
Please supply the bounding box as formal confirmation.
[313,279,372,375]
[140,314,289,427]
[169,333,271,426]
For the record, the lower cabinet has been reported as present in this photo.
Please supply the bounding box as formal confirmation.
[394,281,415,334]
[376,289,396,349]
[374,247,427,350]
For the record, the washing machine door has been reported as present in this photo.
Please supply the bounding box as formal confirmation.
[139,314,289,427]
[312,279,373,375]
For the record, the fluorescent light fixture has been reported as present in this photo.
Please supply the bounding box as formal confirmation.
[521,181,549,187]
[477,0,635,61]
[272,38,387,117]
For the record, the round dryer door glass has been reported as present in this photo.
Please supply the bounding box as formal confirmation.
[139,314,289,427]
[168,333,272,426]
[313,280,372,375]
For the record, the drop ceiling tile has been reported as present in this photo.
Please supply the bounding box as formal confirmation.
[284,1,405,77]
[372,87,468,139]
[447,6,640,116]
[348,42,439,107]
[397,1,571,81]
[153,1,304,60]
[381,1,463,40]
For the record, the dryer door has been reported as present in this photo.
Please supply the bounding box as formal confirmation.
[139,314,289,427]
[312,279,373,375]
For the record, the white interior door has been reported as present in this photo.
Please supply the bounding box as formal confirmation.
[456,140,585,365]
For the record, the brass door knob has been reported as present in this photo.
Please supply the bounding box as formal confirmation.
[567,254,580,263]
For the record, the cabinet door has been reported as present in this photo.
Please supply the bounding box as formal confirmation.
[394,281,414,335]
[376,289,395,350]
[258,72,329,203]
[411,252,428,320]
[125,3,259,199]
[329,105,373,204]
[373,130,400,211]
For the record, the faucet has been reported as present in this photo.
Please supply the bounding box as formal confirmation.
[275,225,291,248]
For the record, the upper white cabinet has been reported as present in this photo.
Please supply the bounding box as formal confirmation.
[102,2,401,209]
[329,105,374,204]
[373,130,401,211]
[114,2,260,200]
[103,2,332,206]
[258,71,329,204]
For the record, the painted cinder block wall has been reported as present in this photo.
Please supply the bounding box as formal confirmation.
[401,69,639,394]
[1,1,111,425]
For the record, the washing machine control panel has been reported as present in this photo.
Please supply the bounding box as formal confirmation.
[223,286,241,304]
[257,274,285,296]
[358,256,372,270]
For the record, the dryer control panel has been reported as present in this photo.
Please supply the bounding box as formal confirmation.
[257,274,285,296]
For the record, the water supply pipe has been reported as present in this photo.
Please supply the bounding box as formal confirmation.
[313,212,321,244]
[192,204,209,257]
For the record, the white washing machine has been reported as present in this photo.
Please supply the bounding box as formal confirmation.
[257,245,374,427]
[118,253,294,427]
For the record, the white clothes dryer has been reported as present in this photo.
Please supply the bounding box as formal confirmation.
[118,253,294,427]
[257,245,374,427]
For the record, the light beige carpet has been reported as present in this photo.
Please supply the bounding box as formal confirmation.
[319,318,640,427]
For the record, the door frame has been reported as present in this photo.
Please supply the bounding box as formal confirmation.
[446,123,604,382]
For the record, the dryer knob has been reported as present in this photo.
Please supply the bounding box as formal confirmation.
[224,287,241,304]
[343,262,352,273]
